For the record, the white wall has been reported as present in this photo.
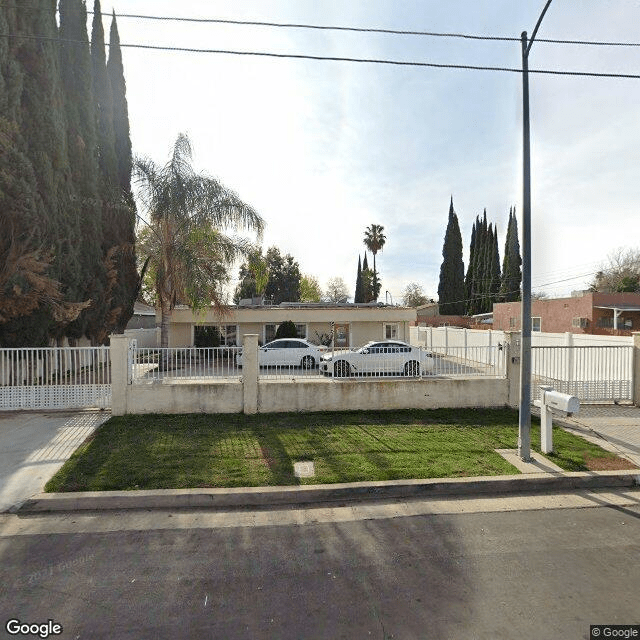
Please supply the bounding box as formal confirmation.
[124,381,243,414]
[257,378,509,413]
[124,328,159,348]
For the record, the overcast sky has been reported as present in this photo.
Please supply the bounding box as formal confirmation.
[98,0,640,303]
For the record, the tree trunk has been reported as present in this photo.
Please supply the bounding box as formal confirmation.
[160,304,171,349]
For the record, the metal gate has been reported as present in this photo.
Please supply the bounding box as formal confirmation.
[0,347,111,410]
[531,345,633,403]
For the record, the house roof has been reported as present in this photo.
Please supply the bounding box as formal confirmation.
[133,302,156,316]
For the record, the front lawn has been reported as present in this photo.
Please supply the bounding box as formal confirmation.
[45,408,636,492]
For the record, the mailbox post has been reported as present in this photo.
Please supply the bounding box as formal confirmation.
[534,386,580,454]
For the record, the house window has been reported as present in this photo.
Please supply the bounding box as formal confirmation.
[509,317,517,328]
[572,317,588,329]
[532,317,541,332]
[264,324,277,343]
[295,324,307,339]
[384,323,399,340]
[217,325,237,345]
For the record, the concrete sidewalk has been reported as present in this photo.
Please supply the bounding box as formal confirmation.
[555,404,640,467]
[0,410,110,512]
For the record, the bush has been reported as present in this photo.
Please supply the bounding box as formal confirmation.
[194,326,221,347]
[275,320,298,339]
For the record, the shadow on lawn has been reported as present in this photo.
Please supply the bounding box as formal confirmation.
[251,425,300,486]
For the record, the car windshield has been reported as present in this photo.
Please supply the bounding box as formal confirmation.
[356,343,376,354]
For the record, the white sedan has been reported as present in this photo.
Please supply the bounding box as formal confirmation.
[236,338,328,369]
[320,340,434,377]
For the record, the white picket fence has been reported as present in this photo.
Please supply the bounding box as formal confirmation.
[0,347,111,410]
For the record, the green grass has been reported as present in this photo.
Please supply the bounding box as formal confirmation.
[44,408,635,492]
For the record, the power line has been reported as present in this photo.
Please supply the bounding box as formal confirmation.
[6,2,640,48]
[87,13,640,49]
[3,33,640,79]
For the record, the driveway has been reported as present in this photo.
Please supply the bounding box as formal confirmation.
[0,411,110,512]
[560,404,640,466]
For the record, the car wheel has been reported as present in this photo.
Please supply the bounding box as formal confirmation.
[334,361,350,378]
[301,355,315,369]
[404,361,420,376]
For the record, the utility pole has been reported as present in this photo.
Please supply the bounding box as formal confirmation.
[519,0,553,462]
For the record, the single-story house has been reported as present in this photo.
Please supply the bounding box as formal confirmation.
[161,302,418,348]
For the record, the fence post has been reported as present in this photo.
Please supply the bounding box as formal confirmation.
[633,332,640,407]
[243,334,259,414]
[565,332,574,394]
[110,334,129,416]
[505,331,521,407]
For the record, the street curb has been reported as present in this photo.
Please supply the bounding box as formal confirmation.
[15,470,640,513]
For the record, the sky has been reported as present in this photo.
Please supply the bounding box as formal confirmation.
[97,0,640,304]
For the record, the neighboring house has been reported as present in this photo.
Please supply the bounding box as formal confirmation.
[161,302,417,348]
[126,302,157,330]
[415,302,439,324]
[492,291,640,335]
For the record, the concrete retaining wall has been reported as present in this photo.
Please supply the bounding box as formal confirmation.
[124,381,244,414]
[257,377,509,413]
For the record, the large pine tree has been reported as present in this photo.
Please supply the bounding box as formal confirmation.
[437,197,465,315]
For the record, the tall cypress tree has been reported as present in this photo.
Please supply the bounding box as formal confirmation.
[354,255,364,303]
[437,197,465,315]
[0,1,45,345]
[108,12,132,196]
[91,0,117,188]
[490,225,501,303]
[8,0,78,344]
[90,0,127,341]
[59,0,105,342]
[500,207,522,302]
[464,221,476,315]
[361,252,375,303]
[107,10,138,332]
[479,211,490,311]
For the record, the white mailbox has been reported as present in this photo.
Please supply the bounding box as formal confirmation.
[543,390,580,416]
[533,386,580,454]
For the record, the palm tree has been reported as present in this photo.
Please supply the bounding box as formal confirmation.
[134,134,264,348]
[363,224,386,300]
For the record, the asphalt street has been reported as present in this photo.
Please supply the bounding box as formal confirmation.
[1,490,638,640]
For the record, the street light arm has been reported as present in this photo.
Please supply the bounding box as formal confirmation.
[526,0,553,56]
